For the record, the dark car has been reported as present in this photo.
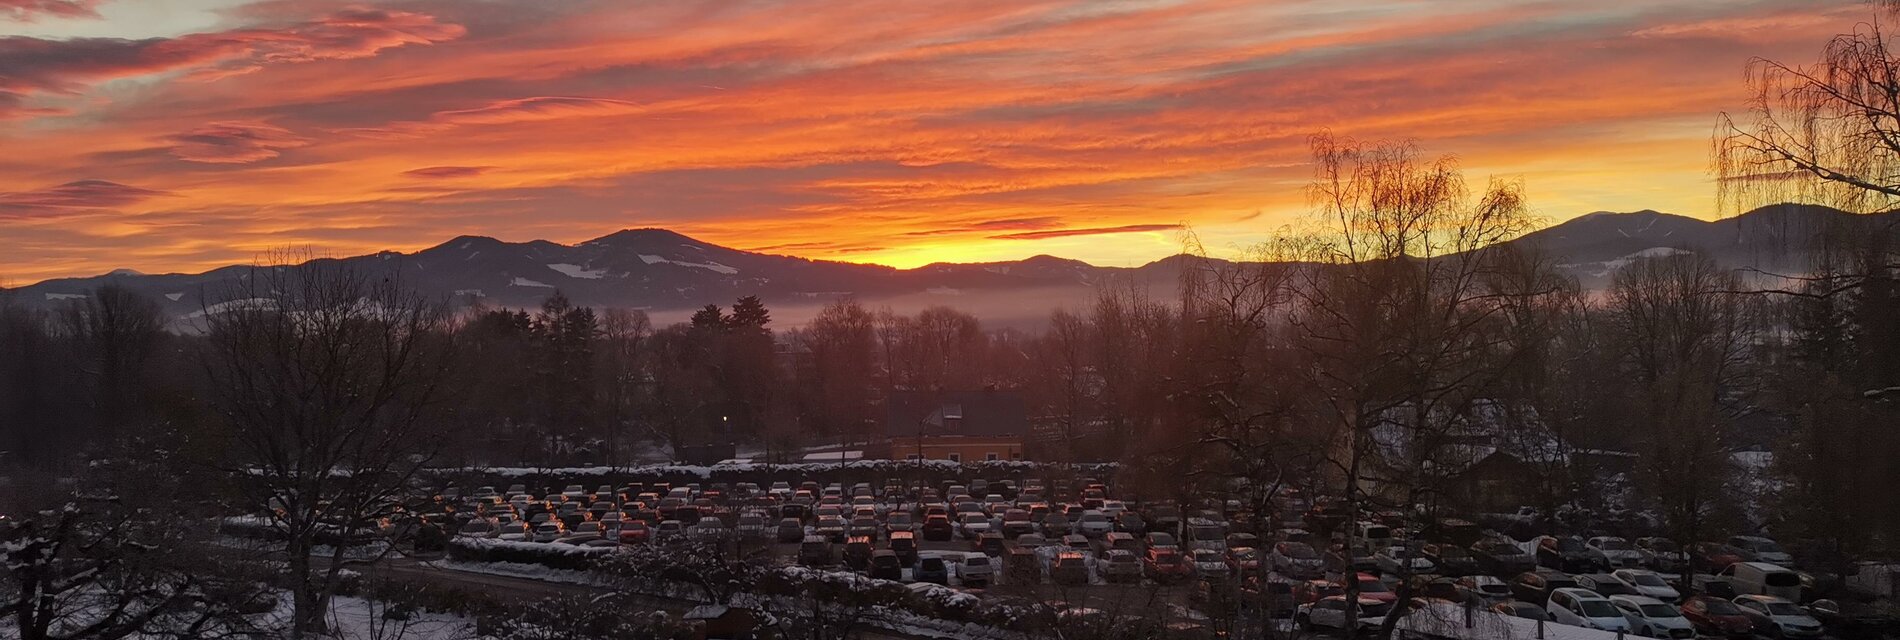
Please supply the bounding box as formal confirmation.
[915,555,950,585]
[1510,569,1578,607]
[869,550,903,580]
[1421,543,1478,577]
[844,536,874,571]
[1493,600,1553,622]
[1146,547,1192,583]
[799,535,834,567]
[889,530,918,565]
[1538,536,1607,573]
[776,517,804,543]
[1001,509,1037,538]
[1116,512,1148,535]
[1681,595,1755,638]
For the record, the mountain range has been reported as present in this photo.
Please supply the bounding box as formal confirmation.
[6,203,1887,327]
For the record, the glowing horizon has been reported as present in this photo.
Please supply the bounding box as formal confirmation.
[0,0,1871,285]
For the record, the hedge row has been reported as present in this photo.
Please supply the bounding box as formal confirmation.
[445,537,615,571]
[426,460,1118,493]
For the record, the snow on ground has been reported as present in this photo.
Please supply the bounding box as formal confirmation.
[510,277,554,288]
[427,559,606,587]
[637,254,740,275]
[165,292,184,301]
[545,263,607,279]
[45,293,86,300]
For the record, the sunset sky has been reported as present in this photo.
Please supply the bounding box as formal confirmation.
[0,0,1873,284]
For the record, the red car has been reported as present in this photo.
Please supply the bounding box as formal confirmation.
[616,520,650,544]
[1145,547,1193,583]
[1294,579,1345,604]
[1681,595,1755,638]
[1691,542,1747,572]
[1352,572,1397,604]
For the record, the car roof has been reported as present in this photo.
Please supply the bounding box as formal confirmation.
[1552,588,1608,600]
[1609,595,1666,606]
[1734,594,1790,604]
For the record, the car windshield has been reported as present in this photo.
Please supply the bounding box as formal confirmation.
[1579,600,1620,618]
[1599,539,1633,551]
[1630,573,1667,586]
[1284,543,1317,559]
[1436,546,1470,558]
[1556,538,1585,552]
[1233,549,1258,560]
[1754,541,1785,553]
[1647,539,1679,552]
[1701,600,1741,615]
[1766,602,1806,616]
[1358,578,1389,593]
[1479,541,1519,554]
[1641,604,1682,618]
[1154,553,1181,565]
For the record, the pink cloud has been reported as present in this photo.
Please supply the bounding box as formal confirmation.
[0,0,102,22]
[0,6,463,117]
[166,121,311,164]
[0,179,171,220]
[402,165,495,179]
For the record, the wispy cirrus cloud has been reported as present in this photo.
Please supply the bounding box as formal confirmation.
[341,96,644,138]
[0,179,170,220]
[0,0,102,22]
[989,223,1184,240]
[0,6,462,117]
[166,121,310,164]
[402,165,495,179]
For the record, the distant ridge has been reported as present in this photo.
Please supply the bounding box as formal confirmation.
[6,204,1887,323]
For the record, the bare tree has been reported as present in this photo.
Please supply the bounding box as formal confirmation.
[1604,252,1754,565]
[1284,133,1547,638]
[197,257,455,637]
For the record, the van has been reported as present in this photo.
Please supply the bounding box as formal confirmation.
[1353,521,1393,553]
[1723,561,1804,601]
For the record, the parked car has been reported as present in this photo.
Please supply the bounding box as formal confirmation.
[1115,512,1148,535]
[799,535,833,566]
[1546,587,1633,632]
[1455,575,1512,605]
[1293,579,1345,605]
[1298,596,1390,634]
[921,515,954,542]
[869,549,903,580]
[1271,541,1326,579]
[1104,549,1142,583]
[1227,547,1263,576]
[1538,536,1609,573]
[1636,537,1689,572]
[958,553,995,586]
[1587,536,1649,569]
[1000,510,1035,538]
[775,518,804,543]
[1720,562,1804,601]
[844,536,874,570]
[1472,538,1536,576]
[915,554,950,585]
[889,530,919,565]
[1612,568,1681,601]
[1690,542,1748,573]
[1511,569,1579,607]
[1610,595,1696,639]
[1680,595,1756,638]
[1732,595,1825,639]
[1349,572,1396,604]
[1146,531,1179,551]
[958,513,993,539]
[1420,543,1478,576]
[885,512,916,536]
[849,516,880,541]
[616,520,650,544]
[1145,547,1192,583]
[533,521,566,543]
[1076,510,1114,538]
[814,515,848,543]
[1492,600,1553,621]
[1041,513,1073,537]
[1729,536,1796,566]
[1191,548,1230,580]
[1052,551,1090,585]
[1375,545,1435,575]
[1574,573,1640,597]
[496,522,530,542]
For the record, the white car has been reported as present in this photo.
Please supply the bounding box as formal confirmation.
[958,513,993,539]
[1190,549,1230,579]
[561,485,586,500]
[1588,536,1649,568]
[957,553,995,584]
[1374,545,1435,575]
[1298,596,1391,633]
[1729,536,1796,566]
[1612,568,1681,601]
[1546,588,1633,632]
[1609,595,1695,639]
[1733,595,1825,638]
[1075,510,1114,537]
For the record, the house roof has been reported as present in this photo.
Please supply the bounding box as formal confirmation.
[885,389,1027,438]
